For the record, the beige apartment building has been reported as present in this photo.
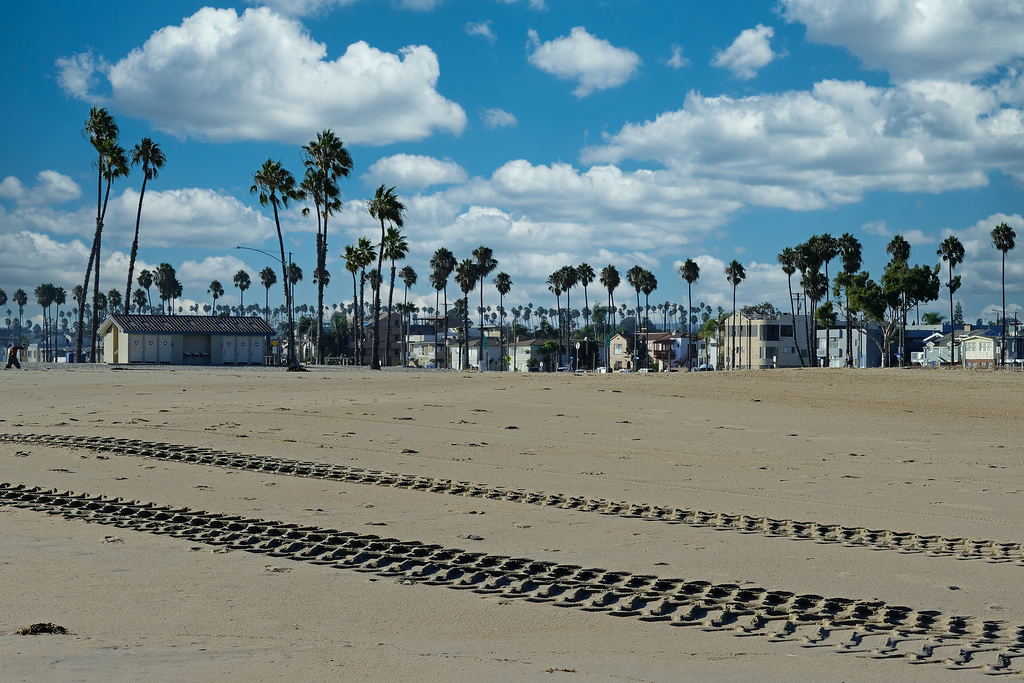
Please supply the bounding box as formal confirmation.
[721,312,809,370]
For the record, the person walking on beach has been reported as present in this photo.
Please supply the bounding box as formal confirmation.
[5,343,22,369]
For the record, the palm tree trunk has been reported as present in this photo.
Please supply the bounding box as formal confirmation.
[371,219,386,370]
[787,278,804,367]
[125,174,149,314]
[385,263,397,367]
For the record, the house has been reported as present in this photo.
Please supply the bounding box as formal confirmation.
[816,321,885,367]
[961,332,1000,369]
[721,313,809,369]
[98,314,275,365]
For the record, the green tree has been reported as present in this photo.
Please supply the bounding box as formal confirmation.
[365,185,406,369]
[937,235,965,362]
[399,265,417,366]
[259,266,277,324]
[473,245,498,336]
[382,226,409,366]
[455,259,477,368]
[430,247,456,367]
[991,222,1016,365]
[836,233,862,364]
[678,258,700,367]
[302,130,352,364]
[599,264,620,361]
[724,260,746,369]
[233,270,251,312]
[132,288,147,314]
[106,288,122,316]
[125,137,165,311]
[776,247,804,367]
[78,107,129,362]
[493,271,512,370]
[251,159,302,367]
[208,280,224,315]
[13,288,28,341]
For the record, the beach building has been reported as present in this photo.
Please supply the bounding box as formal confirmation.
[815,321,884,368]
[721,312,808,369]
[961,332,1000,369]
[98,314,275,365]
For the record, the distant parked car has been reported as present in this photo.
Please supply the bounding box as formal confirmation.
[556,366,571,372]
[694,364,715,372]
[527,366,540,372]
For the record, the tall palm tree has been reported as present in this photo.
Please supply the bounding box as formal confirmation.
[365,185,406,369]
[250,159,302,367]
[13,288,28,342]
[991,222,1016,365]
[208,280,224,315]
[53,287,66,352]
[77,107,120,362]
[937,235,965,364]
[106,288,122,316]
[559,265,578,341]
[777,247,804,367]
[547,269,566,366]
[233,270,251,312]
[342,244,361,362]
[599,265,620,361]
[472,245,498,337]
[355,237,376,364]
[430,247,456,366]
[837,233,862,365]
[493,271,512,370]
[382,226,409,367]
[577,263,594,334]
[137,269,154,311]
[399,265,417,366]
[34,284,55,361]
[625,266,645,368]
[724,260,746,370]
[679,258,700,368]
[886,234,911,366]
[259,266,277,324]
[302,130,352,365]
[454,259,477,368]
[125,137,165,311]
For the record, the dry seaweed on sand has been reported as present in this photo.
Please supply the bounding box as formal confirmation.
[17,623,70,635]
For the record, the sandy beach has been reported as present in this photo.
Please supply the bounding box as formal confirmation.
[2,365,1023,681]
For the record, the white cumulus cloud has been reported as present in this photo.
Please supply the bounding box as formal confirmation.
[465,21,496,41]
[0,171,82,206]
[364,154,468,190]
[527,27,641,97]
[482,108,518,128]
[781,0,1024,82]
[58,7,466,145]
[712,24,779,80]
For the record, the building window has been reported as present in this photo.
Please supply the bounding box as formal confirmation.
[781,325,793,337]
[765,325,780,341]
[614,343,623,354]
[782,346,795,354]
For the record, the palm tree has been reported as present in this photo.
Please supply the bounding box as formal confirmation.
[472,245,498,339]
[342,244,361,361]
[547,269,566,366]
[577,263,595,334]
[137,269,154,312]
[208,280,224,315]
[125,137,165,311]
[599,265,620,362]
[13,288,28,342]
[53,287,66,352]
[991,222,1016,365]
[233,270,251,312]
[256,266,276,324]
[302,130,352,364]
[493,271,512,370]
[678,258,699,368]
[365,185,406,369]
[937,235,965,364]
[356,237,376,364]
[399,265,417,365]
[776,247,804,367]
[430,247,456,366]
[724,260,746,370]
[382,226,409,367]
[132,288,147,314]
[624,266,645,369]
[34,284,55,361]
[559,265,578,341]
[251,159,302,366]
[106,288,122,316]
[886,234,911,366]
[455,259,477,368]
[640,270,657,364]
[77,107,121,362]
[837,233,862,365]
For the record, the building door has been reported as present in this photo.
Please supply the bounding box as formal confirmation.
[159,335,172,363]
[144,335,159,363]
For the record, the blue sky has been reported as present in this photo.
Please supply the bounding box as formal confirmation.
[2,0,1023,328]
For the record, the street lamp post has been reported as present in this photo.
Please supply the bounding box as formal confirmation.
[236,246,298,368]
